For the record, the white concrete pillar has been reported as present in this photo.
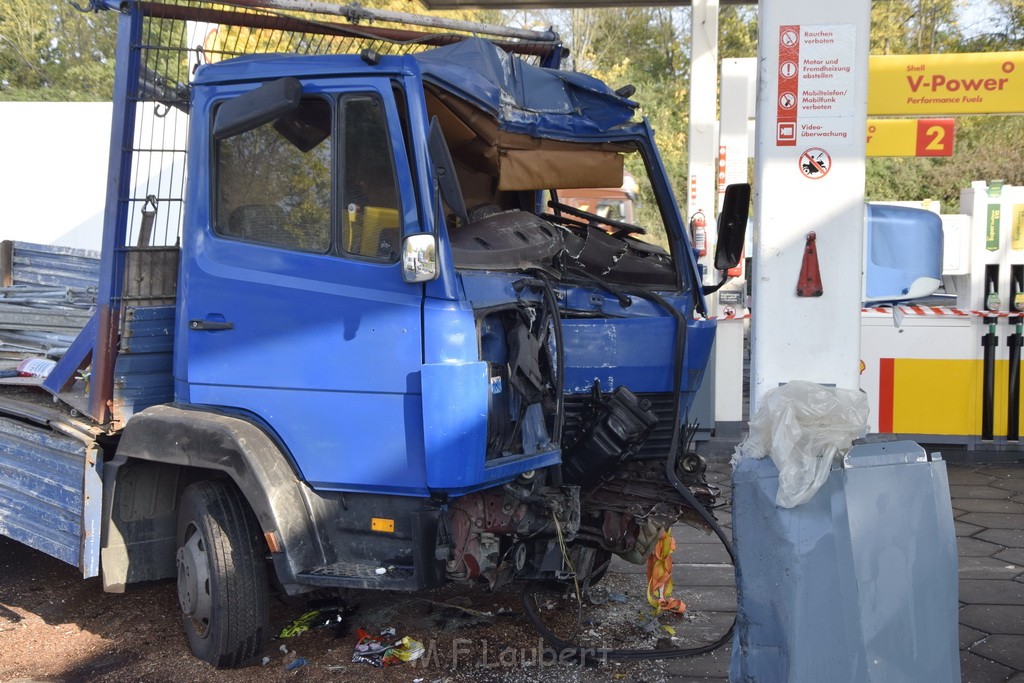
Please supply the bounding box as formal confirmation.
[750,0,871,411]
[713,58,756,433]
[688,0,720,285]
[718,58,756,211]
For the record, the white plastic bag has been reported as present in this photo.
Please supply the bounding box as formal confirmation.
[733,380,869,508]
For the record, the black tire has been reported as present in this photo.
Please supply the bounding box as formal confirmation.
[175,480,269,668]
[587,549,613,586]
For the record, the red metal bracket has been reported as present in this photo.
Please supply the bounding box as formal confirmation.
[797,231,823,297]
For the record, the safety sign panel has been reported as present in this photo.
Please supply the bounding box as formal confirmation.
[865,118,955,157]
[869,51,1024,115]
[776,24,857,147]
[798,147,831,179]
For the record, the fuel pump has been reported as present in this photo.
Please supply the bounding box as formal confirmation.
[861,182,1024,445]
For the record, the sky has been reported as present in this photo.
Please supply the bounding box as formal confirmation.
[957,0,1004,38]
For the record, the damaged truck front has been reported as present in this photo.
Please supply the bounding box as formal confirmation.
[406,39,746,589]
[0,1,746,668]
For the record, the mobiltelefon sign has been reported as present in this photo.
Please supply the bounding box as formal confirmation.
[868,51,1024,115]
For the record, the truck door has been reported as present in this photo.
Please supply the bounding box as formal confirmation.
[180,79,428,495]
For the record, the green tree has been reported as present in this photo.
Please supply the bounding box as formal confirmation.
[1,0,497,102]
[719,5,757,59]
[867,116,1024,210]
[871,0,963,54]
[961,0,1024,49]
[995,0,1024,45]
[0,1,117,101]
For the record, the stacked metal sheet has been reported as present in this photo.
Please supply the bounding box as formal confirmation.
[0,242,99,362]
[0,286,96,361]
[3,241,101,290]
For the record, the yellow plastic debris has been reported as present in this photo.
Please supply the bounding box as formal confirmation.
[646,529,686,615]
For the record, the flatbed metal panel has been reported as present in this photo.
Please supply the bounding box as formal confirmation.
[113,305,176,427]
[0,414,100,577]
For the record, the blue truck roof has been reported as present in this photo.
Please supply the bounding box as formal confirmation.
[193,37,639,141]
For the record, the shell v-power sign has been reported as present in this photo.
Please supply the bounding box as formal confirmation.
[869,52,1024,115]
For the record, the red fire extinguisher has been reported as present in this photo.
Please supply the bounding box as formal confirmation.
[690,211,707,257]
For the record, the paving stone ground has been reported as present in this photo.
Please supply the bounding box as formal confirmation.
[951,463,1024,682]
[616,447,1024,682]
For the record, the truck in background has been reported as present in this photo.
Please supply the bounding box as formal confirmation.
[559,172,640,225]
[0,0,746,666]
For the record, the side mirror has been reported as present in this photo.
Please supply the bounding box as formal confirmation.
[714,183,751,270]
[402,233,439,283]
[213,77,302,140]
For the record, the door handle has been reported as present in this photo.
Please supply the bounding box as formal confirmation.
[189,319,234,331]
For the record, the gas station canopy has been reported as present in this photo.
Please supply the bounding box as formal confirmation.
[419,0,752,10]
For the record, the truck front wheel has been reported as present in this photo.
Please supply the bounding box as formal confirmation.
[176,480,269,667]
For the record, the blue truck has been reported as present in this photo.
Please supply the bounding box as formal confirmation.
[0,0,746,667]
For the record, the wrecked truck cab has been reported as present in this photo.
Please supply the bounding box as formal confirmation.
[178,40,722,585]
[0,9,741,666]
[405,41,723,584]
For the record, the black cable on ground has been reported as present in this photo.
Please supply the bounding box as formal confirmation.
[523,285,737,662]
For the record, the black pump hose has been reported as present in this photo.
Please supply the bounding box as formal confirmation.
[523,286,737,662]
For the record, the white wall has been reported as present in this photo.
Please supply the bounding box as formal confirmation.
[0,102,112,251]
[0,101,191,251]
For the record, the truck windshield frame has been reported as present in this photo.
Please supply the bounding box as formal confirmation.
[548,142,688,294]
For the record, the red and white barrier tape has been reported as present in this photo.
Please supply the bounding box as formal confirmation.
[709,307,751,320]
[861,305,1023,318]
[703,306,1024,321]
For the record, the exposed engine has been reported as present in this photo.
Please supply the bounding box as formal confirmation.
[561,382,658,486]
[442,371,718,587]
[575,455,715,565]
[441,205,717,588]
[444,478,580,587]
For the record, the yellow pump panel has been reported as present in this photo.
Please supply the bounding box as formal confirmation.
[883,358,1024,437]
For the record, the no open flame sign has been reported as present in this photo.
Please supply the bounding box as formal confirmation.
[798,148,831,179]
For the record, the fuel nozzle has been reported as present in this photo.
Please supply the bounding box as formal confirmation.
[984,264,1001,313]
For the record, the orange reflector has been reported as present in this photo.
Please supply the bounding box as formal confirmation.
[371,517,395,533]
[264,530,282,554]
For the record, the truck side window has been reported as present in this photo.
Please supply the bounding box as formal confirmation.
[215,97,332,254]
[342,95,401,261]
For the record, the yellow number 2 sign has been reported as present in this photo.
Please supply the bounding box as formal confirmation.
[866,118,955,157]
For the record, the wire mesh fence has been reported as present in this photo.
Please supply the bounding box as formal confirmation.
[122,0,560,247]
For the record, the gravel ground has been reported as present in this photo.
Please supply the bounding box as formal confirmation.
[0,496,735,683]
